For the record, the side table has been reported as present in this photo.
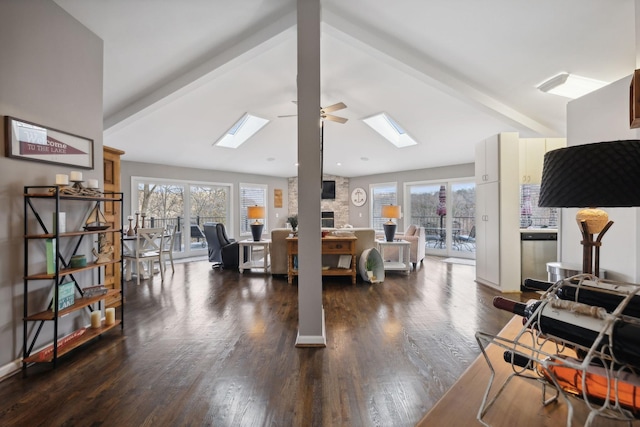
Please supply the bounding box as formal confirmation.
[239,239,271,273]
[376,239,411,274]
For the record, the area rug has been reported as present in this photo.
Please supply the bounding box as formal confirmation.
[442,257,476,266]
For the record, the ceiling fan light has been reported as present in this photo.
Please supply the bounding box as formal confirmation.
[537,73,608,99]
[214,113,269,148]
[363,112,417,148]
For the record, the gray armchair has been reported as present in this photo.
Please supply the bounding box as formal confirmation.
[203,223,222,268]
[203,222,245,269]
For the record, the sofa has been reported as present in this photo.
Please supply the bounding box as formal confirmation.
[384,225,425,269]
[270,228,376,276]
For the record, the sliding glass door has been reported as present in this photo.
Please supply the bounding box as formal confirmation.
[132,177,231,258]
[405,179,476,259]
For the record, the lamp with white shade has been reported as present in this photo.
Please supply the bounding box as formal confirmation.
[247,205,265,242]
[381,205,401,242]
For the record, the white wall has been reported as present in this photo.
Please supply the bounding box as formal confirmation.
[566,75,640,282]
[0,1,103,376]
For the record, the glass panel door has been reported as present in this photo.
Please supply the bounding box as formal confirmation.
[451,181,476,258]
[406,180,476,258]
[136,181,185,254]
[132,178,231,258]
[190,184,229,250]
[408,183,447,254]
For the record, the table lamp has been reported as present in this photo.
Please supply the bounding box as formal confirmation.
[247,205,265,242]
[381,205,401,242]
[538,140,640,276]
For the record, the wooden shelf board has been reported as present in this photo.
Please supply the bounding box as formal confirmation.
[24,320,121,364]
[25,289,120,321]
[26,229,122,239]
[24,192,122,202]
[26,259,121,280]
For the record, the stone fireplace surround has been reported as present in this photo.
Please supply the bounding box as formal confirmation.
[287,175,349,228]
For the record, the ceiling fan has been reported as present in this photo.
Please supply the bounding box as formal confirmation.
[277,101,348,124]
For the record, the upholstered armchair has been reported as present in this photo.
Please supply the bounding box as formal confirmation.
[203,223,223,268]
[394,225,426,268]
[203,222,244,269]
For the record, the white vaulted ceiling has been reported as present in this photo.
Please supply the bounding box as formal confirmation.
[53,0,635,177]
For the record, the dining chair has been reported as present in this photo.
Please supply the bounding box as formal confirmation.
[123,227,165,285]
[161,224,177,274]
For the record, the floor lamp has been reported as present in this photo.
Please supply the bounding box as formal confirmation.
[382,205,401,242]
[247,205,265,242]
[538,140,640,277]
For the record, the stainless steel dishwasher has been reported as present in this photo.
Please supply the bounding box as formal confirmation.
[520,230,558,283]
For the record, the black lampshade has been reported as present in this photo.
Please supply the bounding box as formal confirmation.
[539,140,640,208]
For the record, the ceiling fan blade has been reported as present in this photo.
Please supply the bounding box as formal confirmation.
[321,102,346,114]
[322,114,348,124]
[277,114,297,118]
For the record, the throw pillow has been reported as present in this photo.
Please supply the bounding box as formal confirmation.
[405,224,417,236]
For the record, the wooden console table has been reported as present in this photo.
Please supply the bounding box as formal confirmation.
[286,235,357,285]
[416,316,640,426]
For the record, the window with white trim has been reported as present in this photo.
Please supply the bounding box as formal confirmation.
[370,182,397,231]
[240,183,267,236]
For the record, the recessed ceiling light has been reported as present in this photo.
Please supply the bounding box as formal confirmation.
[361,157,369,161]
[362,112,418,148]
[536,73,608,99]
[214,113,269,148]
[267,157,275,162]
[336,162,342,166]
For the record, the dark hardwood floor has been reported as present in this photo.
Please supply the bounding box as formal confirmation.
[0,256,535,426]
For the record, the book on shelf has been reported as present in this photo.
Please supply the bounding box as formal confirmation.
[46,238,56,274]
[53,281,75,311]
[337,255,352,269]
[81,285,108,298]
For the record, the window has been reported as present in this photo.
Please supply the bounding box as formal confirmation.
[240,183,267,236]
[370,182,397,231]
[131,177,231,257]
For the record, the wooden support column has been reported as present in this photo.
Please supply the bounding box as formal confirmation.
[295,0,325,347]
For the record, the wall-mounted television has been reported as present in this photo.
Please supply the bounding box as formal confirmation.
[321,180,336,199]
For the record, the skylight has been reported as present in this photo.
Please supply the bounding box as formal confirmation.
[536,73,608,99]
[214,113,269,148]
[362,112,418,148]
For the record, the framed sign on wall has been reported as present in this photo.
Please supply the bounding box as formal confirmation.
[4,116,94,169]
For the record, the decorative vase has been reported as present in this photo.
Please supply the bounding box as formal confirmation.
[134,212,139,234]
[127,217,134,236]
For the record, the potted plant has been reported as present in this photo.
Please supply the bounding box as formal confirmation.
[287,214,298,232]
[365,256,376,282]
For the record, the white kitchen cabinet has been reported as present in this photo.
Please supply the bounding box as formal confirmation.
[475,135,499,184]
[475,182,500,286]
[519,138,566,184]
[519,138,545,184]
[545,138,566,153]
[475,132,521,292]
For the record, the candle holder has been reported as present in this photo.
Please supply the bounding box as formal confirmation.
[134,212,140,234]
[141,212,146,229]
[126,216,135,236]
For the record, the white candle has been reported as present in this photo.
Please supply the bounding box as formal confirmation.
[90,311,101,328]
[127,215,133,220]
[55,174,69,185]
[87,179,99,189]
[105,308,115,325]
[70,171,83,181]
